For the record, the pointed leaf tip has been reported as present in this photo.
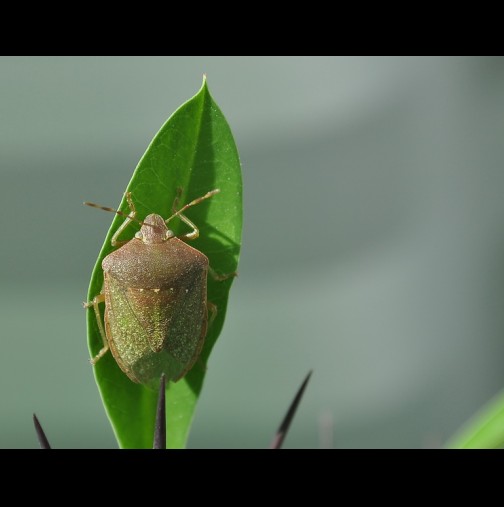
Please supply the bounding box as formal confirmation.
[270,370,313,449]
[153,374,167,449]
[33,413,51,449]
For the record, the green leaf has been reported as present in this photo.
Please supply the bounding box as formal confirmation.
[446,388,504,449]
[86,77,242,449]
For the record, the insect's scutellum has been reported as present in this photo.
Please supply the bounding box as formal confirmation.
[84,188,235,388]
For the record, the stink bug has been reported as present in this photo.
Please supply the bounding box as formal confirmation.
[84,189,233,388]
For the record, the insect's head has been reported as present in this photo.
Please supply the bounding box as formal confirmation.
[136,214,173,244]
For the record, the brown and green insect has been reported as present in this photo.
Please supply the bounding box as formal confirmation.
[84,189,232,388]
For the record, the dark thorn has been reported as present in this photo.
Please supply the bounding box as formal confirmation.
[269,370,313,449]
[153,373,166,449]
[33,413,51,449]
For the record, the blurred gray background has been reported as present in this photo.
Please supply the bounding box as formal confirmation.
[1,56,504,448]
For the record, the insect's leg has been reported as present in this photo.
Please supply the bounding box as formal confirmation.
[175,213,199,241]
[166,189,220,241]
[111,192,137,247]
[83,294,109,364]
[209,266,238,282]
[189,300,219,375]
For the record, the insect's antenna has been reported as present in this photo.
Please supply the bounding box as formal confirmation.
[165,189,220,225]
[83,201,144,226]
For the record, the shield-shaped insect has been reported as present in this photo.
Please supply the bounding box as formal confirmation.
[84,189,232,388]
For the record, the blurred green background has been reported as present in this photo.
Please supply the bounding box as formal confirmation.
[2,56,504,448]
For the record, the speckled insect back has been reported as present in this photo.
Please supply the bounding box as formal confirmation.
[84,189,231,389]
